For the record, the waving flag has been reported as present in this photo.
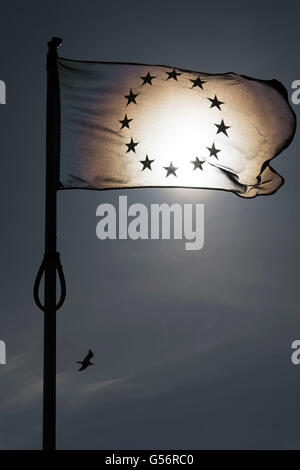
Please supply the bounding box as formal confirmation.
[58,59,296,197]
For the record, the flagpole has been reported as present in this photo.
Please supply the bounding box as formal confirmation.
[43,36,62,451]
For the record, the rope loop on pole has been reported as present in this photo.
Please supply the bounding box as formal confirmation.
[33,252,66,312]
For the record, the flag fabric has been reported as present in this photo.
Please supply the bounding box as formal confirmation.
[57,59,296,197]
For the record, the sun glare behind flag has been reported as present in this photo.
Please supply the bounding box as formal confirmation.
[58,59,296,197]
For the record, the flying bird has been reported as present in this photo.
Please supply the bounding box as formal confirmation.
[77,349,94,371]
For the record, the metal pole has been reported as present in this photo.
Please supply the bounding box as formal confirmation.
[43,37,62,451]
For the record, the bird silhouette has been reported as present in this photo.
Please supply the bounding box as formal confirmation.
[77,349,94,371]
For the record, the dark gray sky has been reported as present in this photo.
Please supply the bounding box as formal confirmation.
[0,0,300,450]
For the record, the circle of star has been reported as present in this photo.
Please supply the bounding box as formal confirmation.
[118,67,231,179]
[207,143,221,159]
[208,95,224,110]
[140,72,156,85]
[125,89,139,105]
[164,162,178,177]
[215,119,230,136]
[126,138,139,153]
[166,69,181,81]
[140,155,154,171]
[191,157,205,170]
[119,114,132,129]
[190,77,206,89]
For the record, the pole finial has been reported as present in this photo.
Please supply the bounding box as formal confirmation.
[48,37,62,53]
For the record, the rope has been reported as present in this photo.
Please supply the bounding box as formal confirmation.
[33,252,66,311]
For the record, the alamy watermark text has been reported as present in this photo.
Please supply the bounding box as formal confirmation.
[0,340,6,365]
[0,80,6,104]
[96,196,204,251]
